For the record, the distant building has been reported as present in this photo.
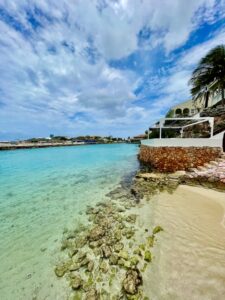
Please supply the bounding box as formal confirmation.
[130,134,147,143]
[169,99,201,118]
[169,82,225,118]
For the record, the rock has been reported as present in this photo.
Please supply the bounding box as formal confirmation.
[117,207,125,212]
[69,248,78,258]
[70,291,83,300]
[82,276,94,292]
[93,247,101,257]
[118,259,126,267]
[118,250,129,260]
[69,263,80,271]
[101,245,112,258]
[109,254,119,265]
[146,236,154,247]
[99,260,109,273]
[139,244,145,251]
[70,274,82,290]
[133,248,142,256]
[85,288,98,300]
[128,242,133,248]
[114,230,122,241]
[144,251,152,262]
[75,237,87,248]
[100,288,110,299]
[126,214,137,224]
[122,269,142,295]
[130,257,139,266]
[124,228,135,239]
[80,258,89,267]
[153,226,163,235]
[89,241,98,249]
[76,252,87,263]
[114,242,124,252]
[87,261,94,272]
[55,261,71,277]
[88,226,105,241]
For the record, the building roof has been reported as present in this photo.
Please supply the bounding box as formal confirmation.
[170,99,196,110]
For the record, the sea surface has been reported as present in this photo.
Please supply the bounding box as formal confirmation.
[0,144,139,300]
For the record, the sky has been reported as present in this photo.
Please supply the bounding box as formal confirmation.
[0,0,225,140]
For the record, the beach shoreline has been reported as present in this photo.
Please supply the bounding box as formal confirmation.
[52,165,225,299]
[0,141,129,151]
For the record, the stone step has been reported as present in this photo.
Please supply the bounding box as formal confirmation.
[197,166,208,171]
[203,163,212,168]
[209,161,219,166]
[215,158,225,163]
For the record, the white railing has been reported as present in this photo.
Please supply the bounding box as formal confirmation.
[148,117,214,139]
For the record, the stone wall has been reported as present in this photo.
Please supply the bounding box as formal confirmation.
[139,145,222,172]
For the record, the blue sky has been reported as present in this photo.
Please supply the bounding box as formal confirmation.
[0,0,225,140]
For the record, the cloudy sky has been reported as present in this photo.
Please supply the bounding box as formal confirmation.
[0,0,225,140]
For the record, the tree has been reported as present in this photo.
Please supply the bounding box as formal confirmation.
[189,45,225,106]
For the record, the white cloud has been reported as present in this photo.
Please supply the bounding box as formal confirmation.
[0,0,224,139]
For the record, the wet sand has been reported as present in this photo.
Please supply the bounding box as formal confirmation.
[138,185,225,299]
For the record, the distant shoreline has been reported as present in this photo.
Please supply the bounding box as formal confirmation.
[0,141,131,151]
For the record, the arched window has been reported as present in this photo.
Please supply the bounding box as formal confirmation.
[183,108,189,116]
[175,108,182,116]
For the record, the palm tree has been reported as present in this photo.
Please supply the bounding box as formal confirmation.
[189,45,225,106]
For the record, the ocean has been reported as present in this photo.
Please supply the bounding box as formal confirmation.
[0,144,138,299]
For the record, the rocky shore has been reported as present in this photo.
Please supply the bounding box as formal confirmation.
[53,171,176,300]
[54,155,224,300]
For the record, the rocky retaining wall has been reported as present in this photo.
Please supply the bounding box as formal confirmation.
[139,145,222,172]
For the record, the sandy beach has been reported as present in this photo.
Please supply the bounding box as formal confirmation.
[137,185,225,299]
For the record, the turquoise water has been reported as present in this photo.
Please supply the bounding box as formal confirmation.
[0,144,138,299]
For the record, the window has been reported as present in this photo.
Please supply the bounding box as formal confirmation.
[183,108,190,116]
[175,108,182,115]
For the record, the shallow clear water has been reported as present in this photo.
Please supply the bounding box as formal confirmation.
[0,144,138,299]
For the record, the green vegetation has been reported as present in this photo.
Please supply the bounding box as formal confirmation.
[165,109,174,118]
[189,44,225,106]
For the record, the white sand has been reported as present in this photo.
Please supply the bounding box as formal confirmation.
[136,185,225,299]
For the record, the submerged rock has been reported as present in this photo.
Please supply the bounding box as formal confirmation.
[146,236,154,247]
[99,260,109,273]
[76,252,87,263]
[114,242,124,252]
[109,254,119,265]
[70,274,82,290]
[153,226,163,235]
[101,245,112,258]
[88,226,105,241]
[126,214,137,224]
[124,228,135,239]
[82,276,94,292]
[80,257,90,267]
[133,248,142,256]
[118,250,129,260]
[144,251,152,262]
[87,260,94,272]
[75,236,87,248]
[85,288,98,300]
[130,256,139,267]
[54,260,72,277]
[122,269,142,295]
[69,262,80,271]
[114,230,122,241]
